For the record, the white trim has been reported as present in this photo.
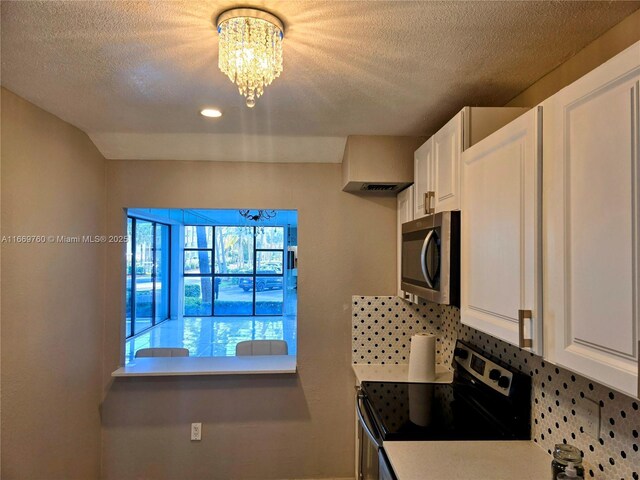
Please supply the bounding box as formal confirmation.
[112,354,297,377]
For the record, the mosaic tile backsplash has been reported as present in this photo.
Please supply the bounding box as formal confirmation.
[352,296,640,480]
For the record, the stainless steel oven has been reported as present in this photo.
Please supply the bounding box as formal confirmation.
[356,340,531,480]
[377,449,396,480]
[356,388,383,480]
[356,387,399,480]
[401,211,460,306]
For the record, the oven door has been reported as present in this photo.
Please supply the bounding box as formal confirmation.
[401,212,451,304]
[356,389,382,480]
[378,448,398,480]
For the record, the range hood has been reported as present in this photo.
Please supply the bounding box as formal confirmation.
[341,135,424,195]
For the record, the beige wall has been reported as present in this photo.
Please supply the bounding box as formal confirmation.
[0,88,105,479]
[507,8,640,107]
[101,160,396,479]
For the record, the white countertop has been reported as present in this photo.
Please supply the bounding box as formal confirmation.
[384,440,551,480]
[112,355,297,377]
[351,363,453,384]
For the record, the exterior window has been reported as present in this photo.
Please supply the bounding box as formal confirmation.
[126,217,171,338]
[124,209,297,365]
[184,226,285,316]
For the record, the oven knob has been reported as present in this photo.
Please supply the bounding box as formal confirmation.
[498,376,511,389]
[454,348,468,359]
[489,369,501,381]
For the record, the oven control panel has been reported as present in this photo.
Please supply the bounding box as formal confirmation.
[453,342,514,396]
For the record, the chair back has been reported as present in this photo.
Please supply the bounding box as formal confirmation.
[135,347,190,358]
[235,340,288,356]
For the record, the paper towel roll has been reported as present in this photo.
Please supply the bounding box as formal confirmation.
[408,333,436,382]
[409,383,434,426]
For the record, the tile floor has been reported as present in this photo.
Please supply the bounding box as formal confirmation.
[125,314,297,364]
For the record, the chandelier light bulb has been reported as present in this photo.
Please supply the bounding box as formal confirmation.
[216,8,284,108]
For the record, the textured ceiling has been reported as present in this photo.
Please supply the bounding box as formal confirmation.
[2,1,639,161]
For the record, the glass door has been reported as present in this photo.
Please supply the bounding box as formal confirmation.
[126,217,171,338]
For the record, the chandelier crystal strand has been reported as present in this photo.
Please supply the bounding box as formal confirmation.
[217,9,283,108]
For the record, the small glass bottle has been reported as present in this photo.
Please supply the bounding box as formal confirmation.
[557,462,580,479]
[551,444,585,479]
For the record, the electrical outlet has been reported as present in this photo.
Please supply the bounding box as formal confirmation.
[581,398,600,439]
[191,422,202,441]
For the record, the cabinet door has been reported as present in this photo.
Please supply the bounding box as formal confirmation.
[397,186,415,301]
[544,42,640,397]
[434,111,464,213]
[461,108,542,354]
[413,138,434,219]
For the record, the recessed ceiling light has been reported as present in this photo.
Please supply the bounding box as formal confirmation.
[200,108,222,118]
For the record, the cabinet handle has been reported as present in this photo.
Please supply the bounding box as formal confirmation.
[631,80,640,171]
[633,86,639,399]
[518,309,533,349]
[425,191,435,215]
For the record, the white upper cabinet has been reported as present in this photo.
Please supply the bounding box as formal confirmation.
[414,138,434,218]
[413,107,529,219]
[543,41,640,397]
[461,107,542,355]
[397,186,415,301]
[433,113,464,213]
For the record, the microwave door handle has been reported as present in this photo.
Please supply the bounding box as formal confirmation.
[420,230,434,288]
[356,392,382,449]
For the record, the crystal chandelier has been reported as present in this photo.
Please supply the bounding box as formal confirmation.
[216,8,284,108]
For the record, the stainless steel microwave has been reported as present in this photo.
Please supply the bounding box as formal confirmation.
[401,211,460,306]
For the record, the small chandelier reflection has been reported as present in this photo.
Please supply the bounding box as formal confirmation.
[239,209,276,222]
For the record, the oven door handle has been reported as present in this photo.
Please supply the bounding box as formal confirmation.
[420,230,434,288]
[356,392,382,449]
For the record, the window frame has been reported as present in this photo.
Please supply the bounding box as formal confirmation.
[127,216,172,338]
[183,225,285,317]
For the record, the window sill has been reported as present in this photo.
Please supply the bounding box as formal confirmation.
[111,355,297,377]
